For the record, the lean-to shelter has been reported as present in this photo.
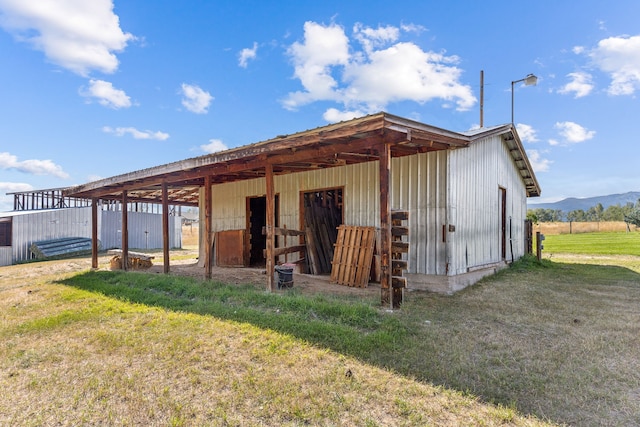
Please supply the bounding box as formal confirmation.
[64,112,540,306]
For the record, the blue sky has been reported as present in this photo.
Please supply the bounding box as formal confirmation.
[1,0,639,211]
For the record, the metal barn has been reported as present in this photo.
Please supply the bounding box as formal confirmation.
[0,204,182,266]
[64,113,540,305]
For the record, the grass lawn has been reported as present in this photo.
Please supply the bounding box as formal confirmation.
[1,238,639,425]
[541,231,640,256]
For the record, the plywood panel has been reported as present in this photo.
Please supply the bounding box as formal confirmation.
[215,229,246,267]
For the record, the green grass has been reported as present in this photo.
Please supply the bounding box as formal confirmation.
[541,231,640,256]
[0,263,547,427]
[3,243,640,425]
[59,271,404,357]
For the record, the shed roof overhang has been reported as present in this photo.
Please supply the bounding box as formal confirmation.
[64,112,541,203]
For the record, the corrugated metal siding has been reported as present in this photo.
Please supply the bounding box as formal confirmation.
[1,208,181,264]
[100,210,181,250]
[447,135,528,275]
[201,155,447,275]
[0,247,12,266]
[11,208,92,263]
[391,151,448,275]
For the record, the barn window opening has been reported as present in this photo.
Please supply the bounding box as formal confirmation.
[0,218,11,247]
[302,188,343,274]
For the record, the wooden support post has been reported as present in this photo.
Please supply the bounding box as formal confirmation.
[162,182,170,274]
[91,198,98,269]
[122,191,129,271]
[536,231,542,261]
[204,175,212,280]
[379,142,392,308]
[265,163,275,292]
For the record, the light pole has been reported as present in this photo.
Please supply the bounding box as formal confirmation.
[511,74,537,124]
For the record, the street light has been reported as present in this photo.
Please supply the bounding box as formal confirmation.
[511,73,537,124]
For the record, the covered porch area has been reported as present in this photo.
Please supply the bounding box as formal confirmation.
[64,112,471,308]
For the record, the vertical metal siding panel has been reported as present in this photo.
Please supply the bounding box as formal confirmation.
[0,247,11,266]
[10,208,93,263]
[448,134,530,274]
[101,210,121,249]
[389,151,448,276]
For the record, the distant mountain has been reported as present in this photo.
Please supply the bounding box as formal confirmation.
[528,191,640,212]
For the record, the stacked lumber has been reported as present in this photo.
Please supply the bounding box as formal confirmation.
[391,210,409,307]
[303,191,341,274]
[330,226,376,288]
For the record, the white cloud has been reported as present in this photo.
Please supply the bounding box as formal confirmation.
[86,174,103,182]
[558,72,594,98]
[200,139,228,153]
[238,42,258,68]
[0,181,33,193]
[102,126,169,141]
[0,152,69,178]
[516,123,539,143]
[0,182,33,212]
[0,0,134,76]
[548,139,560,146]
[180,83,213,114]
[323,108,366,123]
[554,121,596,143]
[588,35,640,95]
[81,79,131,109]
[526,149,552,173]
[353,22,399,54]
[283,21,476,117]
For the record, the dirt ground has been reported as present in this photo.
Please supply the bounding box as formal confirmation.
[150,255,380,299]
[44,248,382,300]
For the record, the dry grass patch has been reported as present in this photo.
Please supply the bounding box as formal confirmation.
[0,260,547,426]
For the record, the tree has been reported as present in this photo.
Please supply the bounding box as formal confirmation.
[624,209,640,228]
[567,209,586,222]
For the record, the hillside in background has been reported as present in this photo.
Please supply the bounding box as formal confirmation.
[528,191,640,212]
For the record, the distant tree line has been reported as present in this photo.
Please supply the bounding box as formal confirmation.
[528,200,640,226]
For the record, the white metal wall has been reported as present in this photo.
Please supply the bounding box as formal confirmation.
[0,247,12,267]
[0,208,182,264]
[9,207,93,263]
[200,153,449,275]
[391,151,449,275]
[447,135,529,275]
[100,210,181,250]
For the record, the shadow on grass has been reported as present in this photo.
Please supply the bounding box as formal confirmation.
[58,270,407,365]
[58,256,640,426]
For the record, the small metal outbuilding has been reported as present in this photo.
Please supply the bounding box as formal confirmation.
[64,112,541,306]
[0,203,182,266]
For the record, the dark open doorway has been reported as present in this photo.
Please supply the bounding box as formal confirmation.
[500,187,507,260]
[247,195,279,266]
[302,187,343,274]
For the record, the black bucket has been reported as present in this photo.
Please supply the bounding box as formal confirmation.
[275,265,294,289]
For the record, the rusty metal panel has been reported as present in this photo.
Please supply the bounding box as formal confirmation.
[215,229,246,267]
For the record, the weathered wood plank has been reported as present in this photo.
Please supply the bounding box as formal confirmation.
[264,244,306,258]
[391,241,409,253]
[391,226,409,237]
[262,226,305,237]
[391,210,409,221]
